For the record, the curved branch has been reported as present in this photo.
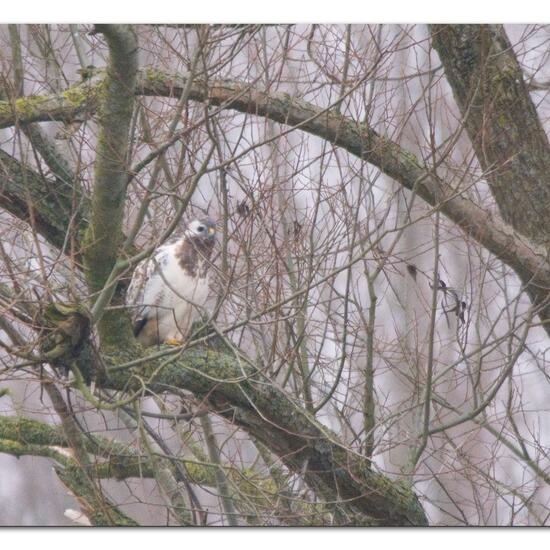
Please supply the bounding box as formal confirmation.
[98,345,428,526]
[30,300,428,526]
[431,24,550,333]
[0,149,87,251]
[0,68,547,303]
[0,414,137,526]
[0,413,332,525]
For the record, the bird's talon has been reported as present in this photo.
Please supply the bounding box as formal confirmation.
[164,338,183,346]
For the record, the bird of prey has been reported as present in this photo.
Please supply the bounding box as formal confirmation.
[126,218,216,346]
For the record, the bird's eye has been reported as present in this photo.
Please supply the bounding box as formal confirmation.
[197,225,205,233]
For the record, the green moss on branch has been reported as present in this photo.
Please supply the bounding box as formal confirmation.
[82,25,138,351]
[98,344,428,526]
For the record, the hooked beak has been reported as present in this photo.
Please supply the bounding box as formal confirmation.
[208,226,216,236]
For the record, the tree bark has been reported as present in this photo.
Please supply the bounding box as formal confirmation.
[431,24,550,333]
[0,149,87,251]
[1,69,548,319]
[67,325,429,525]
[82,25,138,349]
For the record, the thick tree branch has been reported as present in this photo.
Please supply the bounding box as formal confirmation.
[27,301,428,525]
[96,345,427,525]
[82,25,138,349]
[0,149,87,251]
[0,68,547,305]
[430,25,550,244]
[0,415,137,525]
[431,24,550,333]
[7,24,77,188]
[131,353,425,525]
[0,413,333,525]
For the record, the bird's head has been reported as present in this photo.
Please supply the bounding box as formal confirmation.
[186,218,217,242]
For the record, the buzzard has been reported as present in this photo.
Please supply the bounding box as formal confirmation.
[126,218,216,346]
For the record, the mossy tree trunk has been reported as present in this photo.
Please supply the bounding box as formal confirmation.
[431,24,550,333]
[82,24,138,351]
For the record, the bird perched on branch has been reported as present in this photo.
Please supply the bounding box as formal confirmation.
[126,218,216,347]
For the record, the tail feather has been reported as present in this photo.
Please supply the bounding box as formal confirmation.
[133,317,148,337]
